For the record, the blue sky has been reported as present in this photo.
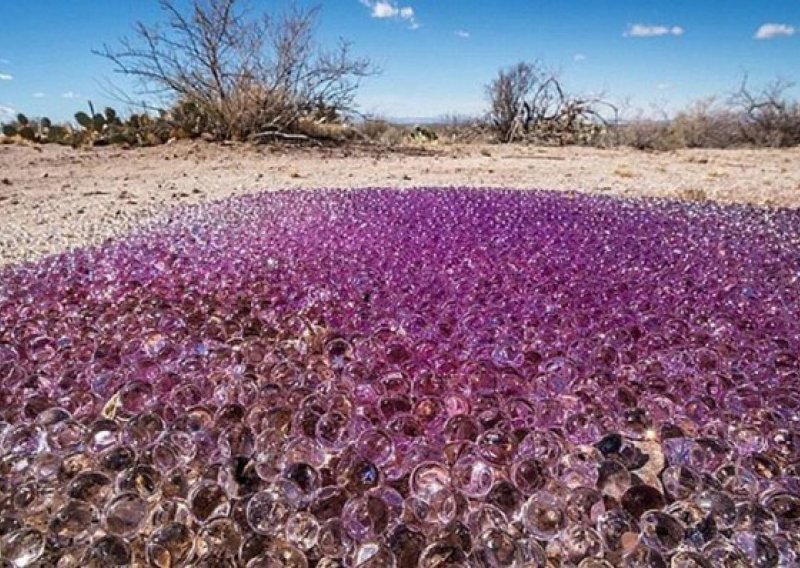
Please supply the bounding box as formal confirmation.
[0,0,798,122]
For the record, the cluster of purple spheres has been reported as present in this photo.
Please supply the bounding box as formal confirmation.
[1,187,800,567]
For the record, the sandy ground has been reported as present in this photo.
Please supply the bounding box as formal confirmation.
[1,141,799,266]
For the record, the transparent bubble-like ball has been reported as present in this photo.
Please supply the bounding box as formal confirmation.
[511,458,549,495]
[561,525,605,564]
[622,544,667,568]
[622,484,666,519]
[597,509,640,560]
[354,541,396,568]
[196,517,242,559]
[522,490,566,540]
[285,512,320,551]
[1,528,45,566]
[246,488,294,534]
[146,522,195,567]
[418,540,468,568]
[471,528,522,566]
[733,531,780,568]
[342,495,390,542]
[189,481,231,522]
[640,510,685,553]
[3,188,800,562]
[694,489,737,531]
[669,550,712,567]
[451,453,494,498]
[103,492,148,536]
[82,535,132,567]
[49,499,98,543]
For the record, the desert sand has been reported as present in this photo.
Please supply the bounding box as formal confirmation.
[1,141,798,267]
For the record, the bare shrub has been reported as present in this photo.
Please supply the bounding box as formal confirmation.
[614,120,675,151]
[730,75,800,147]
[485,61,614,144]
[95,0,377,141]
[670,98,743,148]
[617,77,800,151]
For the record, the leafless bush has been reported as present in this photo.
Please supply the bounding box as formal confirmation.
[95,0,377,141]
[616,99,743,151]
[485,61,615,144]
[730,75,800,147]
[670,98,743,148]
[616,77,800,151]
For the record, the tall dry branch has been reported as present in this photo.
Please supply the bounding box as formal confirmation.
[94,0,377,140]
[485,61,614,144]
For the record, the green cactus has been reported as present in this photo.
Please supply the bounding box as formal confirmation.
[75,111,92,129]
[19,126,37,141]
[16,113,29,127]
[104,107,118,123]
[40,117,52,129]
[128,114,140,128]
[2,124,18,137]
[92,113,106,131]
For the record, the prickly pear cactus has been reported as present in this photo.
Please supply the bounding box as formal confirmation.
[92,114,106,131]
[18,125,37,141]
[75,112,92,129]
[1,124,18,137]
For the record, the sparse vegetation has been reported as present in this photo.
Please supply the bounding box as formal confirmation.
[2,32,799,152]
[94,0,376,142]
[615,77,800,151]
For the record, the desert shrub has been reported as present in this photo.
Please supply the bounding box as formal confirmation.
[356,119,411,146]
[429,114,491,144]
[617,78,800,150]
[485,61,614,144]
[670,99,744,148]
[94,0,377,141]
[614,117,684,151]
[730,76,800,148]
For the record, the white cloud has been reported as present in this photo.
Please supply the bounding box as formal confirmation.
[625,24,684,37]
[33,92,46,98]
[656,82,672,91]
[573,53,586,62]
[754,23,796,40]
[371,1,395,18]
[0,105,15,119]
[360,0,418,28]
[455,30,470,39]
[61,91,80,99]
[0,73,12,81]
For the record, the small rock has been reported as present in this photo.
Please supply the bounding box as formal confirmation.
[1,178,11,186]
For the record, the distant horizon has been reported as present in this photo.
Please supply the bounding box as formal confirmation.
[1,0,798,123]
